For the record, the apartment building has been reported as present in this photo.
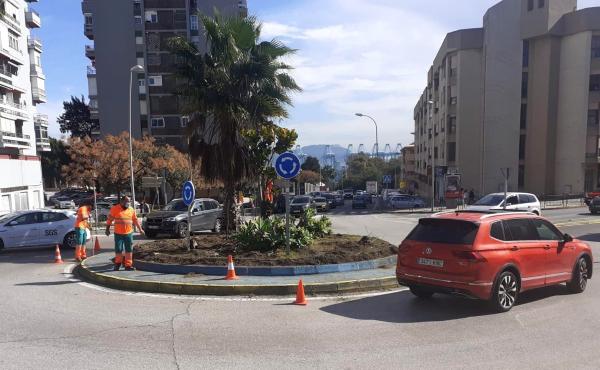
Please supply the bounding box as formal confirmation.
[81,0,247,149]
[400,145,417,193]
[413,0,600,199]
[0,0,47,215]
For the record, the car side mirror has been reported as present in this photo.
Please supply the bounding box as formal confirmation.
[563,233,573,243]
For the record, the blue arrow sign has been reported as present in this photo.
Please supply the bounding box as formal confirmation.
[182,181,195,206]
[275,152,301,180]
[383,175,393,184]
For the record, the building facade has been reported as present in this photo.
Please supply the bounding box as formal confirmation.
[0,0,47,215]
[413,0,600,199]
[81,0,247,149]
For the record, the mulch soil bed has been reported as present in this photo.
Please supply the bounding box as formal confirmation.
[133,234,398,266]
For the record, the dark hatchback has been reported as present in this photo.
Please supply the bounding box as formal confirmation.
[290,196,315,215]
[590,197,600,214]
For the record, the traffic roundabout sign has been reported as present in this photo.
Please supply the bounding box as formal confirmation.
[275,152,301,179]
[182,181,195,206]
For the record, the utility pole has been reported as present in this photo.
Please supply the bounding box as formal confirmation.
[501,168,509,210]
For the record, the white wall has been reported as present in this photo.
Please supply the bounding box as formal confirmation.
[0,157,44,214]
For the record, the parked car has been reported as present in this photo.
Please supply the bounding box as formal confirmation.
[584,190,600,205]
[389,195,425,209]
[396,211,593,312]
[321,193,337,209]
[290,196,315,216]
[343,189,354,200]
[143,198,222,239]
[352,195,367,209]
[0,210,80,250]
[53,196,76,209]
[467,192,541,215]
[589,196,600,214]
[334,194,345,206]
[313,197,330,212]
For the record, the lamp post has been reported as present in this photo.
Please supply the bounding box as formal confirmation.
[355,113,379,158]
[129,65,145,212]
[427,100,435,211]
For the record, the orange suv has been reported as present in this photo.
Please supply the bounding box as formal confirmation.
[396,211,593,312]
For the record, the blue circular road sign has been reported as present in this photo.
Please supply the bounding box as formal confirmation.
[275,152,301,180]
[182,181,195,206]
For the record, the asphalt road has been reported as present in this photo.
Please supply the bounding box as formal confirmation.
[1,205,600,369]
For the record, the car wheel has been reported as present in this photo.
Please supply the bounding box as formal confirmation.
[212,218,222,233]
[567,256,589,294]
[491,271,519,313]
[409,285,434,299]
[532,210,540,216]
[62,232,77,250]
[175,222,188,239]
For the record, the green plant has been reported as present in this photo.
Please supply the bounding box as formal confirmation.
[298,208,332,238]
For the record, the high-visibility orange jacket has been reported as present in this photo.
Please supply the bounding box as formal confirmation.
[75,206,90,229]
[107,205,138,235]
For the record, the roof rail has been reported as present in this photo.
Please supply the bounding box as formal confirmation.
[480,211,536,219]
[431,210,537,218]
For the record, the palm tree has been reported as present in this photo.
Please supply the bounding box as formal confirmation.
[170,12,301,233]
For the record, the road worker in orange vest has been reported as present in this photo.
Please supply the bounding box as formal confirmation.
[74,201,93,262]
[105,196,144,271]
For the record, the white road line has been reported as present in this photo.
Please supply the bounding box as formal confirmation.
[63,263,407,302]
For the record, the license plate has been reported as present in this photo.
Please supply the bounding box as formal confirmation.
[417,257,444,267]
[148,226,159,229]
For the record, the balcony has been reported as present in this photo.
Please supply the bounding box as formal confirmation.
[84,23,93,40]
[85,45,95,60]
[0,131,30,148]
[34,113,48,127]
[87,65,96,76]
[36,136,50,152]
[25,9,41,28]
[0,12,21,34]
[586,153,600,164]
[27,37,42,52]
[32,87,46,103]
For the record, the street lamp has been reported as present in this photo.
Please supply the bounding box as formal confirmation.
[355,113,379,158]
[427,100,435,211]
[129,65,145,212]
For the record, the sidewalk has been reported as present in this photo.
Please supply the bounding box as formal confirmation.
[77,253,399,296]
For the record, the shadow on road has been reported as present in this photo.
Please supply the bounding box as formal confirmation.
[575,233,600,242]
[0,247,66,265]
[321,285,577,323]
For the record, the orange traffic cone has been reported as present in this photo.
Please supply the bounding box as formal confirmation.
[224,255,239,280]
[294,279,307,305]
[54,245,63,264]
[93,237,101,255]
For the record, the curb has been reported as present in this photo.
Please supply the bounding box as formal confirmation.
[75,262,399,296]
[133,256,397,276]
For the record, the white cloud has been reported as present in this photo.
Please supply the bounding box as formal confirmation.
[260,0,448,148]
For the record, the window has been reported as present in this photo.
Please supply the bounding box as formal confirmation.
[147,54,161,66]
[84,14,93,25]
[8,35,19,52]
[406,219,479,245]
[190,15,199,30]
[203,201,216,210]
[490,222,506,241]
[538,0,545,8]
[590,75,600,92]
[138,79,146,87]
[181,116,189,128]
[520,103,527,129]
[592,37,600,58]
[447,142,456,162]
[145,10,158,23]
[148,75,163,86]
[503,219,538,241]
[134,16,142,25]
[12,213,38,225]
[522,40,529,68]
[505,195,519,206]
[522,72,529,98]
[519,135,526,160]
[589,110,599,126]
[527,0,534,11]
[531,219,562,241]
[150,117,165,128]
[40,212,68,222]
[518,194,537,204]
[0,194,11,213]
[450,97,457,105]
[449,116,456,134]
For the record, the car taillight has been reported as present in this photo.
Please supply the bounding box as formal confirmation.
[452,250,487,262]
[398,244,411,254]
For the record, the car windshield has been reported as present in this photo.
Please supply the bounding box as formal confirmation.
[0,213,17,223]
[314,197,326,202]
[406,219,479,245]
[163,200,188,212]
[292,197,310,204]
[474,194,505,206]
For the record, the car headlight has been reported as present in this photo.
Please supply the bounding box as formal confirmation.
[165,217,176,222]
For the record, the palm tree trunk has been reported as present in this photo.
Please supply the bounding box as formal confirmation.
[223,181,236,236]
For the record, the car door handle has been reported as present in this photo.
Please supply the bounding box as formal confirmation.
[511,246,519,251]
[544,245,551,250]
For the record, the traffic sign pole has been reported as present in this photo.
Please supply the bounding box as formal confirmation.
[182,181,195,251]
[274,152,301,255]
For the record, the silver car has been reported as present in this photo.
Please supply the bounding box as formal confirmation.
[0,210,78,250]
[143,198,223,238]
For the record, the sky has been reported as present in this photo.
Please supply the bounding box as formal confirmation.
[36,0,600,148]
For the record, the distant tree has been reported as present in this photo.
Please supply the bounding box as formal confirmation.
[57,95,98,138]
[301,156,321,173]
[40,138,69,189]
[297,170,320,185]
[321,166,336,187]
